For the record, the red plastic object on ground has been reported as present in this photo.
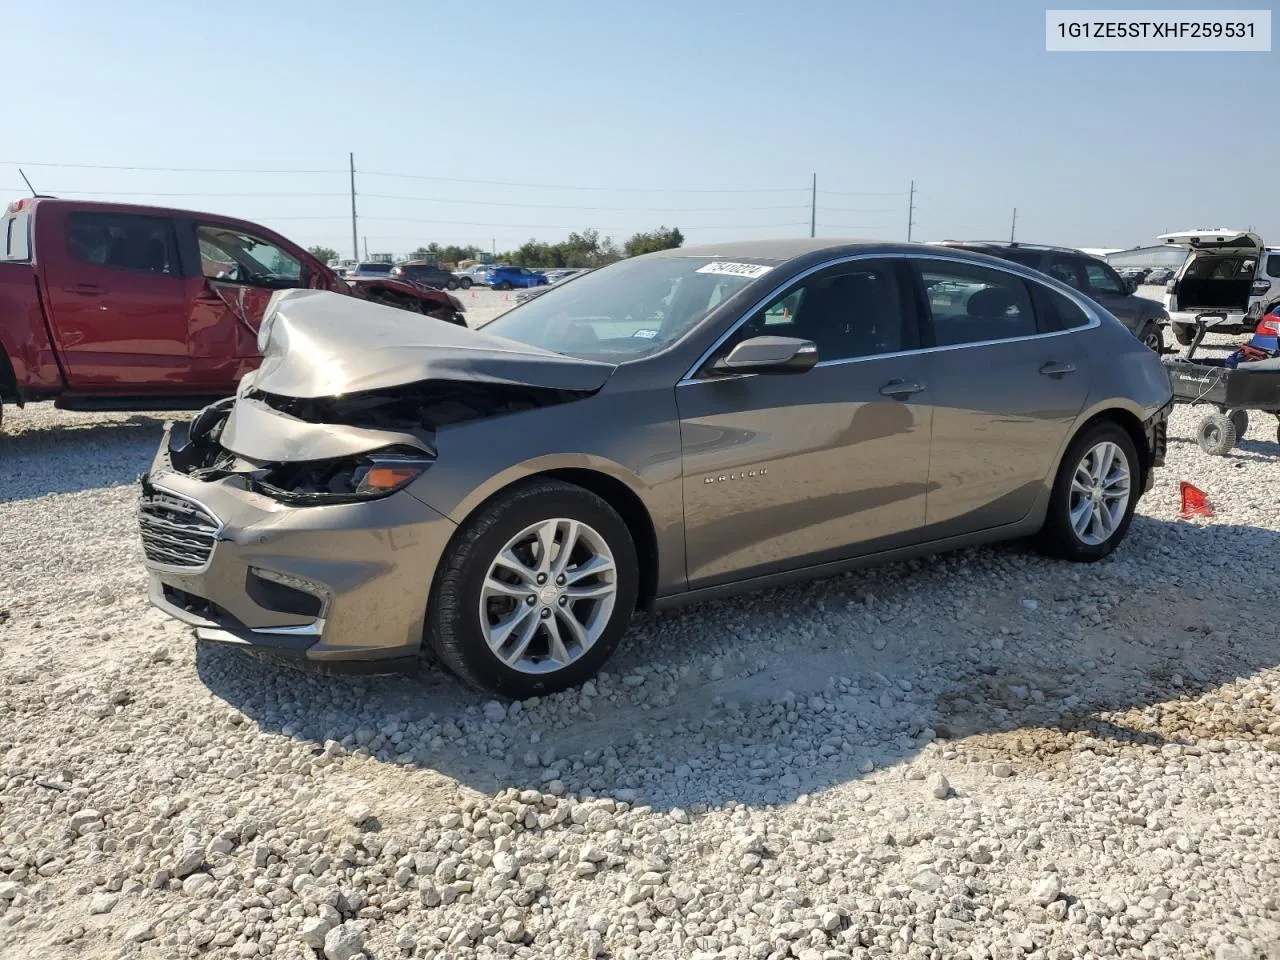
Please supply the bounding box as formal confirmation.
[1179,481,1215,519]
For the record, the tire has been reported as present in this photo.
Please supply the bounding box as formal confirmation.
[1196,412,1236,456]
[1035,422,1140,562]
[1172,323,1197,346]
[427,478,639,698]
[1229,409,1249,438]
[1138,322,1164,354]
[498,280,513,291]
[460,277,473,290]
[446,279,459,290]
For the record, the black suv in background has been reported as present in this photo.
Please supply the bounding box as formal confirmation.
[936,242,1168,353]
[390,261,461,290]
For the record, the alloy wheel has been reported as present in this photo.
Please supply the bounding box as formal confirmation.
[1068,441,1131,545]
[478,518,617,674]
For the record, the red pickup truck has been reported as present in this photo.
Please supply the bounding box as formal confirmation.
[0,197,465,427]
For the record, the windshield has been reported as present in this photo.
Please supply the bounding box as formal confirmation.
[482,256,771,360]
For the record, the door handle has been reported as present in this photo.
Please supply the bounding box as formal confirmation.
[1039,361,1076,378]
[878,379,925,399]
[66,283,104,296]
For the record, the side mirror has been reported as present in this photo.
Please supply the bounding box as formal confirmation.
[709,336,818,376]
[1124,276,1139,294]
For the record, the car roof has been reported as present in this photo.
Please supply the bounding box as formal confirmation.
[934,240,1091,257]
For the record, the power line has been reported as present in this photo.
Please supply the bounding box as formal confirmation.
[359,170,806,194]
[1,159,811,194]
[360,193,808,212]
[1,160,343,174]
[817,189,904,197]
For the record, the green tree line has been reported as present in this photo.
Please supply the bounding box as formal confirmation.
[308,226,682,271]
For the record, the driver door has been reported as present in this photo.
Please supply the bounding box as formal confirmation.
[183,221,311,385]
[676,259,934,588]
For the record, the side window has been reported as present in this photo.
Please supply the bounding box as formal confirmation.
[918,260,1037,346]
[67,212,177,275]
[1046,255,1084,290]
[712,262,910,366]
[1030,282,1092,332]
[1083,260,1124,295]
[197,225,303,288]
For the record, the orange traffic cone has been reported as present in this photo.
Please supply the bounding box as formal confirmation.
[470,290,476,299]
[504,293,510,302]
[1179,481,1214,519]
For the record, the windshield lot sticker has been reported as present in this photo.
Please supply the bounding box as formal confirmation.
[632,329,658,339]
[695,261,774,279]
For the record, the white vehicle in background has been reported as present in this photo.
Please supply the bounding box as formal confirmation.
[455,264,496,289]
[1161,229,1280,345]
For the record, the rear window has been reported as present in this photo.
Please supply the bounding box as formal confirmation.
[1185,255,1251,280]
[1030,283,1092,332]
[67,212,178,274]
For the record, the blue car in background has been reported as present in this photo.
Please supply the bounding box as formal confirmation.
[487,266,549,290]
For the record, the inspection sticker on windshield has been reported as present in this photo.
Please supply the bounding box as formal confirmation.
[632,329,658,339]
[695,261,773,279]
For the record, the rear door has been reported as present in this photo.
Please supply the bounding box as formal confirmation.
[677,258,934,586]
[40,207,191,388]
[912,257,1090,535]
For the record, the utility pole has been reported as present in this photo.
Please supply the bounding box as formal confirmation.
[492,238,496,259]
[809,173,816,238]
[1010,207,1018,243]
[349,152,358,261]
[906,180,916,243]
[363,236,368,260]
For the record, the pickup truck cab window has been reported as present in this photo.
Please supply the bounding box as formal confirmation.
[197,225,303,288]
[68,212,177,275]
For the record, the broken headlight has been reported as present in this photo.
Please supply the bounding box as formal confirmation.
[250,446,434,505]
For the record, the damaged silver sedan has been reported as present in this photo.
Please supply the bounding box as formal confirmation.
[139,241,1172,697]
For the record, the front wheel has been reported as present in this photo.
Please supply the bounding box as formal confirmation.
[1035,423,1139,562]
[459,277,473,289]
[427,479,639,698]
[446,279,459,290]
[497,280,513,291]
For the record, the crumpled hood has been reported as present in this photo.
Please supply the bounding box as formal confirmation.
[252,288,614,399]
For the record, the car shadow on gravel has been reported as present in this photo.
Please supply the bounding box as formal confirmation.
[195,513,1280,813]
[0,415,172,501]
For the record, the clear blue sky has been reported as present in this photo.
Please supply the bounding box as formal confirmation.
[4,1,1273,257]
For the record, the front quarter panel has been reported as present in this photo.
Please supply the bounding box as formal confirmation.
[404,364,687,594]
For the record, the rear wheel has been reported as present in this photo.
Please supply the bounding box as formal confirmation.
[1196,412,1236,455]
[460,277,473,289]
[1138,322,1164,354]
[1172,323,1197,346]
[1035,423,1139,562]
[446,279,459,290]
[498,280,513,291]
[427,479,639,698]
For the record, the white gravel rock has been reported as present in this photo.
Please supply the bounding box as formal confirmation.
[1,384,1279,960]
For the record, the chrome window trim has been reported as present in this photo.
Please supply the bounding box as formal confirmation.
[677,251,1102,386]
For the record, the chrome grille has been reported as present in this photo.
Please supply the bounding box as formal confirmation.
[138,488,221,569]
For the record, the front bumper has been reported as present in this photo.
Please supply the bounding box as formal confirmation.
[140,425,457,662]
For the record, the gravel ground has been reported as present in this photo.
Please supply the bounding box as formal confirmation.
[1,323,1278,960]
